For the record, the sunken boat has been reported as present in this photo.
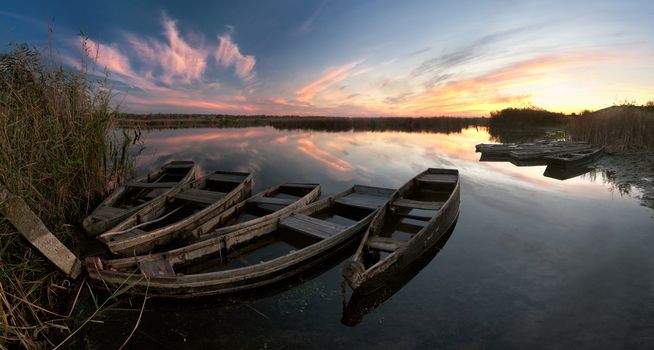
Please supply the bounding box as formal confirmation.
[85,185,395,298]
[99,171,252,256]
[82,161,196,236]
[342,168,460,294]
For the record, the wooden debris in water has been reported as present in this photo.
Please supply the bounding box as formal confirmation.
[0,183,82,278]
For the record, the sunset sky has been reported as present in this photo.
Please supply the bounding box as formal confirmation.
[2,0,653,116]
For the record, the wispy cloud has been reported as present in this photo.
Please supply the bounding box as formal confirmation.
[296,60,364,101]
[298,0,329,33]
[215,34,256,81]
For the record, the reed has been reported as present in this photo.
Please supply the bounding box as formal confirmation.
[0,42,134,348]
[570,104,654,152]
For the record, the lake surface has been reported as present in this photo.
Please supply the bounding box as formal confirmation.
[80,126,653,349]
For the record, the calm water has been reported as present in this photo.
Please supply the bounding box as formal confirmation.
[79,126,653,349]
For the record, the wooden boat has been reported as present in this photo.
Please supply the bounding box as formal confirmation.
[85,185,395,298]
[509,143,593,161]
[342,219,457,326]
[98,171,253,256]
[82,161,196,236]
[342,168,460,294]
[544,146,604,168]
[197,182,321,239]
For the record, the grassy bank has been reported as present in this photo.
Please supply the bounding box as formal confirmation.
[571,104,654,152]
[0,43,132,348]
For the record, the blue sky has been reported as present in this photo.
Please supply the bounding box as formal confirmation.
[1,0,653,116]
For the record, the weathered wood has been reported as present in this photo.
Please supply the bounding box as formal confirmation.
[92,206,128,220]
[417,173,458,184]
[392,198,444,211]
[83,161,196,236]
[140,258,175,277]
[173,189,226,205]
[281,183,320,189]
[280,214,346,240]
[335,193,390,210]
[344,168,460,294]
[207,173,248,183]
[84,184,394,298]
[100,171,253,255]
[247,196,296,206]
[126,181,179,188]
[544,146,604,168]
[0,183,81,278]
[366,237,407,252]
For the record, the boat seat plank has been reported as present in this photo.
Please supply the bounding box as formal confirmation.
[247,196,296,206]
[127,181,179,188]
[417,174,458,184]
[173,189,226,205]
[280,214,346,240]
[392,198,444,211]
[396,211,433,221]
[163,163,193,170]
[335,193,389,210]
[92,206,128,220]
[366,237,407,252]
[281,183,319,189]
[206,173,247,183]
[140,258,175,277]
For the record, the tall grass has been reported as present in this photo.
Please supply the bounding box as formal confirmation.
[571,104,654,152]
[0,42,134,348]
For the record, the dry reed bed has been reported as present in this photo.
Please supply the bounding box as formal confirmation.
[0,43,132,348]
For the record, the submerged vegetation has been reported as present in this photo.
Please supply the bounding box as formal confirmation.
[0,43,133,348]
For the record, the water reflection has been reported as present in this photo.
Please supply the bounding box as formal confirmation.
[78,126,654,349]
[341,219,458,327]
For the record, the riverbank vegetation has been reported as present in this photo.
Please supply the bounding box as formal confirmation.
[118,114,488,134]
[570,104,654,152]
[0,43,132,348]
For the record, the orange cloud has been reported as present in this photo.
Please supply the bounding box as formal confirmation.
[296,60,363,101]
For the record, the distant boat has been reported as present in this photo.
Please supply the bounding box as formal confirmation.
[82,161,196,236]
[544,146,604,168]
[99,171,252,256]
[85,185,395,298]
[343,168,460,294]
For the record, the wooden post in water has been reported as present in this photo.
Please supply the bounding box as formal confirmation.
[0,183,82,278]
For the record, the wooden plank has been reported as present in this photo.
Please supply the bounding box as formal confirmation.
[392,198,444,210]
[163,162,193,170]
[353,185,396,197]
[139,258,175,277]
[281,183,319,189]
[206,173,247,183]
[0,183,82,278]
[366,237,407,252]
[335,193,389,210]
[396,211,433,221]
[92,206,128,220]
[280,214,345,240]
[417,173,458,183]
[247,196,295,206]
[173,188,225,205]
[127,181,178,188]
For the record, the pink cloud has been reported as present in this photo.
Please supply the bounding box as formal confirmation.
[126,15,208,85]
[295,60,363,101]
[215,34,256,81]
[84,38,132,76]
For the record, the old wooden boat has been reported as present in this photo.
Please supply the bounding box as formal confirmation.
[82,161,196,236]
[509,143,593,161]
[342,219,457,326]
[544,146,604,168]
[85,185,395,298]
[343,168,460,294]
[98,171,252,256]
[196,182,321,239]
